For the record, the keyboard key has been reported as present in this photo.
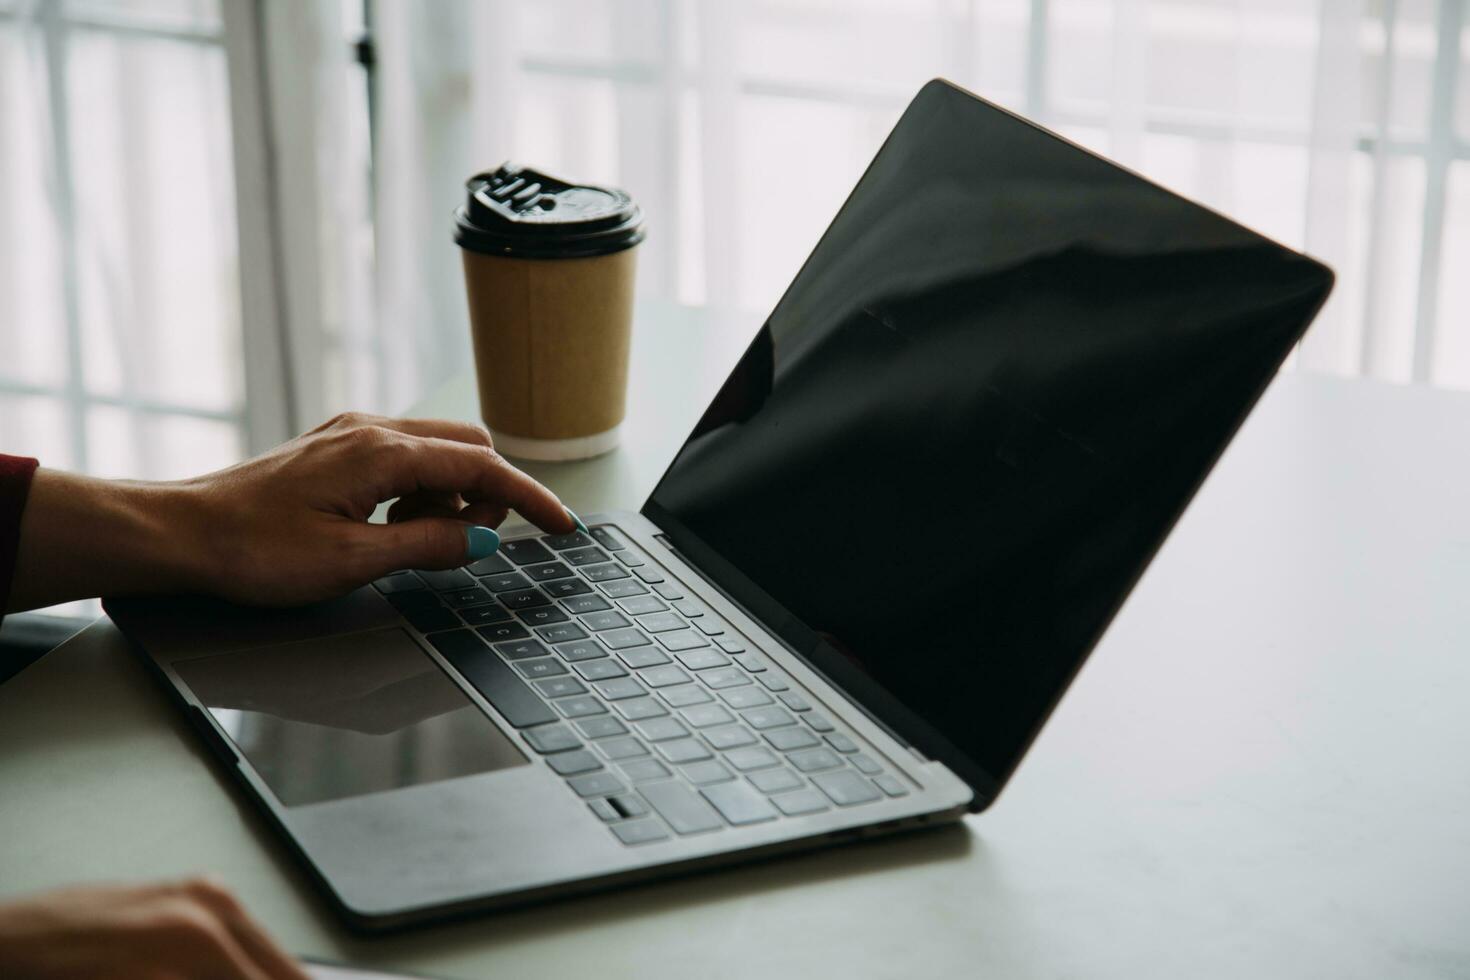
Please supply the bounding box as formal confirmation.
[672,600,704,618]
[765,727,820,751]
[574,659,627,681]
[735,656,767,673]
[724,745,780,772]
[494,639,549,661]
[481,571,532,593]
[659,631,708,653]
[499,588,552,610]
[517,606,570,627]
[466,553,513,576]
[459,603,511,627]
[788,747,844,773]
[555,695,608,719]
[581,610,630,632]
[583,563,630,583]
[600,627,651,650]
[589,798,619,822]
[614,550,645,567]
[874,775,908,797]
[636,716,690,742]
[633,566,665,585]
[701,667,750,690]
[676,649,730,671]
[811,770,882,807]
[430,630,555,727]
[385,590,441,612]
[701,781,778,825]
[656,738,712,764]
[375,571,426,594]
[612,819,669,845]
[772,788,830,816]
[636,612,684,634]
[547,749,601,776]
[703,726,757,751]
[653,582,685,601]
[618,647,670,669]
[639,781,723,835]
[502,539,555,566]
[562,545,610,567]
[596,737,649,761]
[443,586,494,608]
[544,530,594,551]
[600,579,648,598]
[403,606,459,633]
[826,734,859,754]
[590,526,627,550]
[741,707,795,731]
[748,767,803,794]
[533,676,586,699]
[522,724,582,754]
[595,677,646,701]
[720,686,772,709]
[418,569,475,591]
[619,758,670,782]
[851,754,883,775]
[566,772,625,798]
[681,703,734,728]
[536,623,587,644]
[804,712,836,733]
[515,657,568,680]
[660,684,712,708]
[478,621,530,643]
[544,578,594,599]
[681,760,734,786]
[640,664,691,689]
[757,673,790,692]
[715,637,745,654]
[561,594,610,615]
[694,619,726,636]
[618,594,666,616]
[556,639,606,662]
[614,697,668,721]
[778,692,811,712]
[575,715,627,739]
[526,561,575,582]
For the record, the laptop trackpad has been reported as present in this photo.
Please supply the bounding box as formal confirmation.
[174,628,528,807]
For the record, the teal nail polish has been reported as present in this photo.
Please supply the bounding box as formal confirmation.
[565,508,589,534]
[466,525,501,561]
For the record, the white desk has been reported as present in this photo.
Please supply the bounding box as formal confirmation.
[3,302,1468,979]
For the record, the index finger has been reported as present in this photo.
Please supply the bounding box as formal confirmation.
[377,434,576,535]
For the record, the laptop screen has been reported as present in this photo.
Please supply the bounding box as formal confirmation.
[644,81,1332,804]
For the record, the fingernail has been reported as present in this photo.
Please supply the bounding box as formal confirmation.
[466,525,501,561]
[565,508,589,534]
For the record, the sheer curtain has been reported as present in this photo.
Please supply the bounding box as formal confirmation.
[289,0,1470,419]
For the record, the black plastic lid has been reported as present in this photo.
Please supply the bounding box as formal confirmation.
[453,163,645,259]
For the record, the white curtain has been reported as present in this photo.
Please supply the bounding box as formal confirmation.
[279,0,1470,420]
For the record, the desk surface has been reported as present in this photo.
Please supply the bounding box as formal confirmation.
[2,303,1468,979]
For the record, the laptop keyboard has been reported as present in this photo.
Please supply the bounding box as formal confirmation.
[373,525,909,846]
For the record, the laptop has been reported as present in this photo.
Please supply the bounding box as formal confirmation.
[107,79,1333,932]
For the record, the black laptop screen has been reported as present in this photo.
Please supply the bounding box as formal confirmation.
[644,81,1331,801]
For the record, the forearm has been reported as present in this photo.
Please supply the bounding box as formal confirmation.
[8,469,210,611]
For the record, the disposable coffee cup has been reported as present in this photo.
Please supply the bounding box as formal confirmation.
[453,163,645,461]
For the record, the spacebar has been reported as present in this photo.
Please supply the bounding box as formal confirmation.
[430,630,556,728]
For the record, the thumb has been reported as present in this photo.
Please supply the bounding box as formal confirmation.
[360,518,500,577]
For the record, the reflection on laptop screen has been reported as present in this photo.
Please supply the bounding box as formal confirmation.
[646,81,1331,794]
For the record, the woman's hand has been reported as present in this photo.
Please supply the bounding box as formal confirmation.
[9,413,578,610]
[0,878,310,979]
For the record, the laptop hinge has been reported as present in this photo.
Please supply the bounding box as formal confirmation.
[653,533,926,760]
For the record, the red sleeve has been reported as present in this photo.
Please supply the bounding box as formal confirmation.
[0,455,40,620]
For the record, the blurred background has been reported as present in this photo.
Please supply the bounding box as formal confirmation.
[1,0,1467,484]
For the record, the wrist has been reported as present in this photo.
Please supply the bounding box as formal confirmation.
[9,470,214,610]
